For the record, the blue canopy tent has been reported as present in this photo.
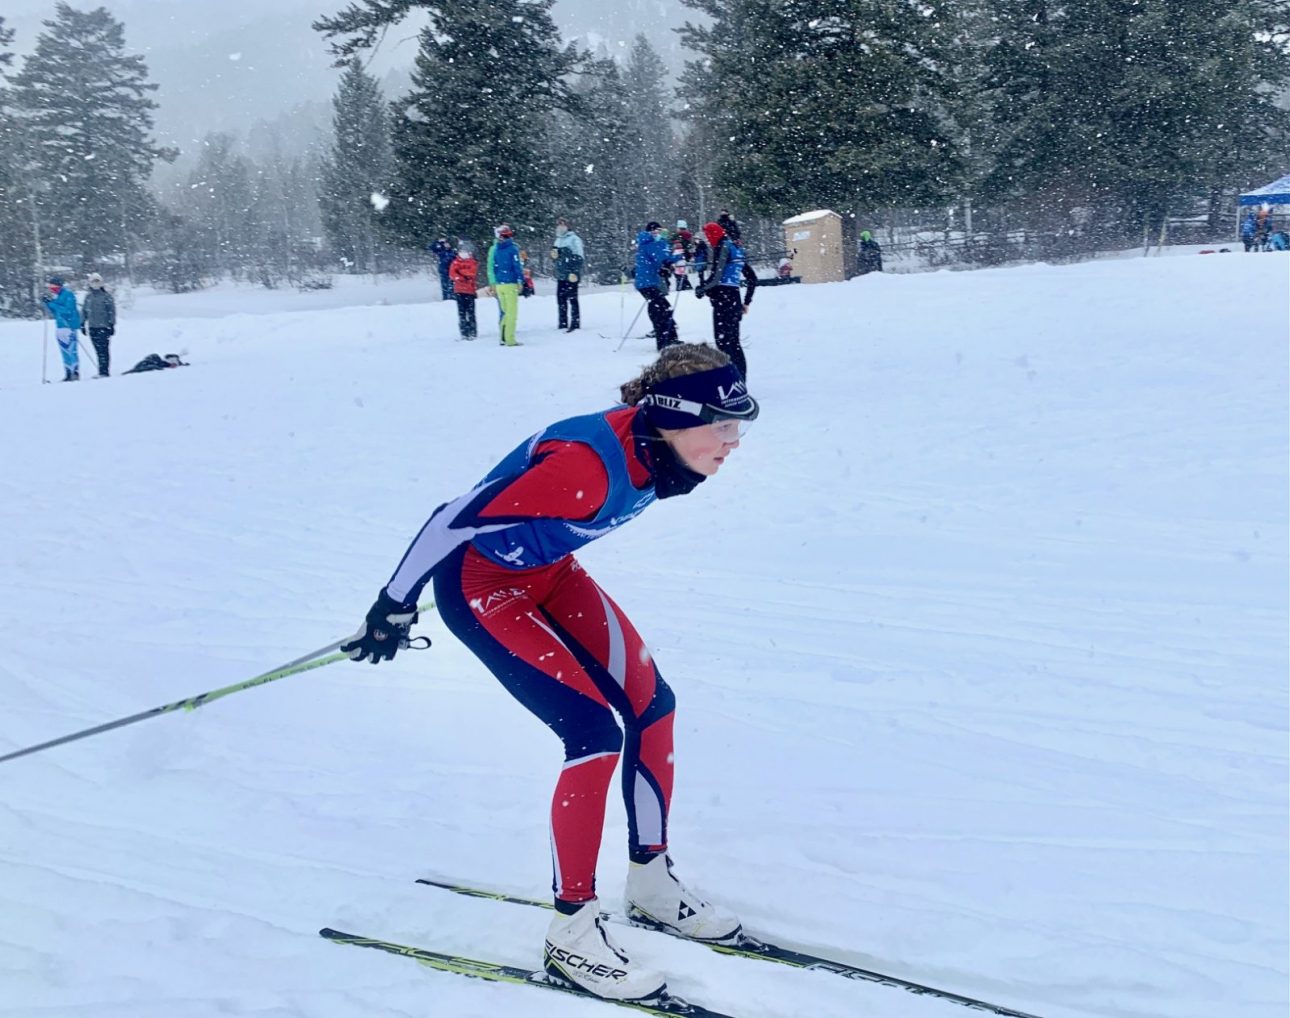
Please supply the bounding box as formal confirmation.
[1239,172,1290,207]
[1235,173,1290,241]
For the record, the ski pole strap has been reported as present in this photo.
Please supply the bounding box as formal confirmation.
[0,599,436,766]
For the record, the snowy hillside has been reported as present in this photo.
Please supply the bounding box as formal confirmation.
[1,253,1286,1018]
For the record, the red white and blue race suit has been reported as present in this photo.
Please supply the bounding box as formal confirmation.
[385,406,673,903]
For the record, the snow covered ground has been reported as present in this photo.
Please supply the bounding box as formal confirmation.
[1,251,1286,1018]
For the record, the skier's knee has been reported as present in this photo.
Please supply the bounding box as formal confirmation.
[564,715,623,760]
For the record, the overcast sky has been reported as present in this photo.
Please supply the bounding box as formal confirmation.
[4,0,695,159]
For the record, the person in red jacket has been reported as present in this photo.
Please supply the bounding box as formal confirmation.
[448,246,479,340]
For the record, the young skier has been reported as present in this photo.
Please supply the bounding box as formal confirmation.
[341,342,758,1002]
[486,224,524,347]
[80,272,116,377]
[634,222,683,350]
[696,220,756,380]
[448,246,479,340]
[41,275,82,381]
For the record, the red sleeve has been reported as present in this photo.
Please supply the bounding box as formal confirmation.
[476,440,609,522]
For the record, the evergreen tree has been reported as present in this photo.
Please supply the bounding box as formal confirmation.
[979,0,1290,243]
[678,0,962,219]
[0,16,12,73]
[557,58,635,280]
[319,60,393,273]
[318,0,583,248]
[0,16,41,317]
[10,3,173,270]
[621,35,678,229]
[247,150,325,288]
[184,133,256,278]
[142,206,213,293]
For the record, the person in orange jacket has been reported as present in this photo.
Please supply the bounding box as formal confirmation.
[519,248,536,298]
[449,245,479,340]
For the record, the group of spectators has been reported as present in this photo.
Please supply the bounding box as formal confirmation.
[429,211,759,379]
[1240,207,1288,252]
[40,273,116,381]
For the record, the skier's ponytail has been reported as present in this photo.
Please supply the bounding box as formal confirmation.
[619,343,731,406]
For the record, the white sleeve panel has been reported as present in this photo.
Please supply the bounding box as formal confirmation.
[385,480,518,602]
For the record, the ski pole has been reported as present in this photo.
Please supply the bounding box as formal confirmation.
[41,315,49,384]
[614,300,647,352]
[0,600,435,766]
[618,274,625,339]
[76,335,95,373]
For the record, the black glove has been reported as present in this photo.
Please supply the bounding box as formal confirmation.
[342,590,422,664]
[80,325,87,335]
[694,284,708,299]
[108,326,115,337]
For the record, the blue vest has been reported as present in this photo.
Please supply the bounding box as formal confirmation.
[720,240,746,287]
[469,410,657,570]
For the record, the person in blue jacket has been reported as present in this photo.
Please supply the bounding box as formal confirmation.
[634,221,682,351]
[1240,211,1258,253]
[695,219,756,380]
[41,275,82,381]
[430,237,455,299]
[486,224,525,347]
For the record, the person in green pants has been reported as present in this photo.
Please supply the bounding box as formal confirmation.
[486,223,524,347]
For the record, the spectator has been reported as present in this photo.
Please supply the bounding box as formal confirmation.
[1254,208,1273,251]
[857,230,884,274]
[41,275,81,381]
[1270,229,1289,252]
[520,249,536,298]
[696,218,756,380]
[449,245,479,340]
[1240,210,1259,252]
[79,272,116,377]
[552,216,585,333]
[674,219,695,259]
[672,220,695,292]
[634,221,682,350]
[486,224,524,347]
[430,237,455,300]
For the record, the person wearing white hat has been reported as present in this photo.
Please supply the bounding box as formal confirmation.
[80,273,116,377]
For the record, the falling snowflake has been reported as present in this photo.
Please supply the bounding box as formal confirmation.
[370,192,390,212]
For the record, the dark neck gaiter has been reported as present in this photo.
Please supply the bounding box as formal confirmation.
[632,413,707,500]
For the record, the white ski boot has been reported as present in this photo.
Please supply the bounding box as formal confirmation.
[625,854,742,943]
[543,899,667,1001]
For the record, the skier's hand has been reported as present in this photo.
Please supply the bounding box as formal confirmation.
[694,284,708,299]
[742,304,750,316]
[108,327,115,337]
[342,590,423,664]
[80,325,87,335]
[568,273,578,283]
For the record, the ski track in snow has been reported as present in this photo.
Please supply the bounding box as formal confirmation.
[1,254,1286,1018]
